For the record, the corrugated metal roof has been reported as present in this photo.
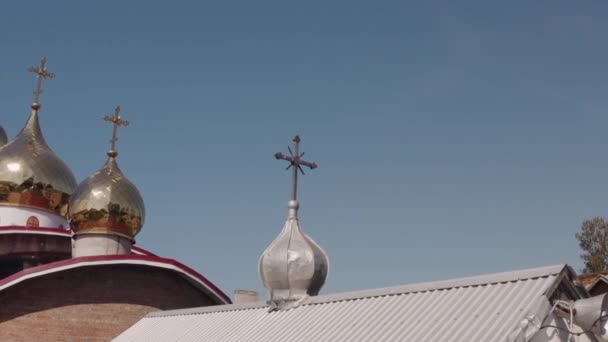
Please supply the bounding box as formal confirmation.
[114,264,567,342]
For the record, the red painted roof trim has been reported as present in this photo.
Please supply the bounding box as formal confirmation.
[131,245,158,257]
[0,254,231,304]
[0,226,158,257]
[0,225,72,235]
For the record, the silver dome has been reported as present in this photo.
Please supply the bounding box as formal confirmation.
[259,200,329,310]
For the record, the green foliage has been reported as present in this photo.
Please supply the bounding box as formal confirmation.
[576,217,608,273]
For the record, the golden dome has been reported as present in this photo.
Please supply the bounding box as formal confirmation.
[0,110,77,216]
[68,156,145,240]
[0,126,7,146]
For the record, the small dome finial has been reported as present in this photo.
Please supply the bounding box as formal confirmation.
[259,135,328,310]
[27,56,55,110]
[103,105,129,158]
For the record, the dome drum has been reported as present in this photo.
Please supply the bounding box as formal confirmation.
[0,206,68,228]
[72,233,132,257]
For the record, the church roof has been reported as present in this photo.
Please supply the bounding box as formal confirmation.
[0,253,231,304]
[115,264,575,342]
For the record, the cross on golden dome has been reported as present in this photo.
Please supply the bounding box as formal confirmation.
[27,57,55,110]
[103,105,129,158]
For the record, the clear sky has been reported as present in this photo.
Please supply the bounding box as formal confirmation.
[1,1,607,298]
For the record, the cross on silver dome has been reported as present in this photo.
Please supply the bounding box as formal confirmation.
[259,135,328,310]
[274,135,318,202]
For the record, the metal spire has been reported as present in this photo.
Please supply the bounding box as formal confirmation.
[103,105,129,158]
[260,135,328,310]
[274,135,318,201]
[27,57,55,110]
[0,125,7,146]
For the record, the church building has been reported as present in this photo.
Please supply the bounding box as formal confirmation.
[3,58,608,342]
[0,58,230,341]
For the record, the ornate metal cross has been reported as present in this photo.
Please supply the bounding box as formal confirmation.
[27,57,56,107]
[103,105,129,157]
[274,135,318,201]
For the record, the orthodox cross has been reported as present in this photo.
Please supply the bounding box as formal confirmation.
[27,57,55,108]
[103,106,129,157]
[274,135,318,201]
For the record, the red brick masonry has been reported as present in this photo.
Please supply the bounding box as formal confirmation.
[0,256,229,341]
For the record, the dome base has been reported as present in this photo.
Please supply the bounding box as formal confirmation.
[72,234,132,257]
[0,206,68,229]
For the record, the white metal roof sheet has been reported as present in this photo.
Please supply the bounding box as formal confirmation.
[114,264,567,342]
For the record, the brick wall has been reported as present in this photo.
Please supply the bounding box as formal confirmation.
[0,264,216,341]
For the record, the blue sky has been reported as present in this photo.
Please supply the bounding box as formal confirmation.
[1,1,608,297]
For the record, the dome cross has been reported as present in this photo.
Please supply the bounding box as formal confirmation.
[103,105,129,158]
[274,135,317,201]
[27,57,55,109]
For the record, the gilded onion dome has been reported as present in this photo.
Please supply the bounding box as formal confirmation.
[68,106,145,240]
[0,109,77,216]
[0,125,7,146]
[68,156,144,240]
